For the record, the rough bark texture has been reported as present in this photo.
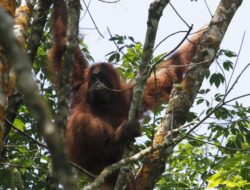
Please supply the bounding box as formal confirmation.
[55,0,81,133]
[4,0,52,142]
[3,0,34,143]
[0,0,15,17]
[0,6,77,190]
[134,0,243,189]
[14,0,32,47]
[115,1,170,189]
[0,0,16,157]
[0,0,32,157]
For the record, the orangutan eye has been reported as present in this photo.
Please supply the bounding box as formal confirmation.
[98,72,105,81]
[91,73,98,83]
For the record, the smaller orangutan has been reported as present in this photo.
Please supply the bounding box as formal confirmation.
[49,0,206,189]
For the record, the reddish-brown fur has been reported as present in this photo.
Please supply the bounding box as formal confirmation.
[49,1,205,189]
[144,29,206,110]
[66,63,140,189]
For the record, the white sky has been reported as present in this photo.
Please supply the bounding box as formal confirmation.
[80,0,250,106]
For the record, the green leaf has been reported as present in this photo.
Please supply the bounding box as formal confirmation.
[207,170,226,188]
[18,146,28,154]
[108,53,117,62]
[115,53,120,62]
[214,107,229,119]
[135,43,142,53]
[223,60,233,71]
[196,98,204,105]
[209,73,225,88]
[128,36,135,42]
[186,111,197,122]
[13,118,26,132]
[214,93,224,102]
[224,49,237,57]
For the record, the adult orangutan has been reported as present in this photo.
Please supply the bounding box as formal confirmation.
[49,0,205,189]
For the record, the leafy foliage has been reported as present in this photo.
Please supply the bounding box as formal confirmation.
[155,49,250,189]
[106,34,143,80]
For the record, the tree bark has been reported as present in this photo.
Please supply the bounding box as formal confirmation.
[0,5,77,190]
[0,0,18,157]
[134,0,243,189]
[115,1,170,189]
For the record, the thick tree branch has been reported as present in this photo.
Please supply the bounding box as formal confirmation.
[0,7,77,190]
[3,0,34,142]
[0,1,15,153]
[0,0,32,156]
[14,0,33,47]
[56,0,81,132]
[84,136,177,190]
[4,0,53,140]
[134,0,243,189]
[0,0,15,17]
[115,0,170,189]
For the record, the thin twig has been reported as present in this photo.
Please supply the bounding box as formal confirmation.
[186,135,250,152]
[151,25,193,71]
[224,93,250,104]
[0,162,45,171]
[169,2,190,28]
[80,0,91,21]
[107,27,134,64]
[226,31,246,94]
[153,30,189,52]
[82,0,104,38]
[203,0,213,17]
[4,118,48,149]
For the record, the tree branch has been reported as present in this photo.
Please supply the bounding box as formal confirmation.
[56,0,81,133]
[84,136,178,190]
[13,0,33,47]
[0,0,32,156]
[0,7,77,190]
[115,0,171,189]
[4,0,52,146]
[82,0,104,38]
[134,0,243,189]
